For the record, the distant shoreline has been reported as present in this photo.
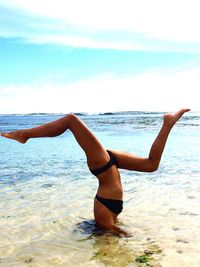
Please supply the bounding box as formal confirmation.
[0,111,198,116]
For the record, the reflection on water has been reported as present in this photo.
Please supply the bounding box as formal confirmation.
[75,219,163,267]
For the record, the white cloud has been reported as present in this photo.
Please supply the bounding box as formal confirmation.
[1,0,200,51]
[0,68,199,114]
[25,34,145,51]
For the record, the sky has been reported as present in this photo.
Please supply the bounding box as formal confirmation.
[0,0,200,114]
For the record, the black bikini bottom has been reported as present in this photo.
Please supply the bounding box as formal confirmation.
[89,150,118,176]
[96,194,123,215]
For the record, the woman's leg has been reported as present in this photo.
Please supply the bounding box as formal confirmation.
[1,114,110,169]
[111,109,190,172]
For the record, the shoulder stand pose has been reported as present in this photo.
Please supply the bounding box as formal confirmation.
[1,109,190,236]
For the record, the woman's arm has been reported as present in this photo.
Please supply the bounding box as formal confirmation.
[111,225,132,237]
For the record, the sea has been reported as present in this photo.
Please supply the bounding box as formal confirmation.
[0,111,200,267]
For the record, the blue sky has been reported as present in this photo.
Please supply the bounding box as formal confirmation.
[0,0,200,113]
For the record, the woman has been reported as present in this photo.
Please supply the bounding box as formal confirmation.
[1,109,190,236]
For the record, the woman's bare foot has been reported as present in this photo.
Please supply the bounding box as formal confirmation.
[0,130,28,144]
[163,109,190,128]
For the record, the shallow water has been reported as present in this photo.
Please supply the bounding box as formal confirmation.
[0,112,200,266]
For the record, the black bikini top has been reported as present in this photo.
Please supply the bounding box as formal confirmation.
[89,150,118,176]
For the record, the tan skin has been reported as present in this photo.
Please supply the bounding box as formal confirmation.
[1,109,190,236]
